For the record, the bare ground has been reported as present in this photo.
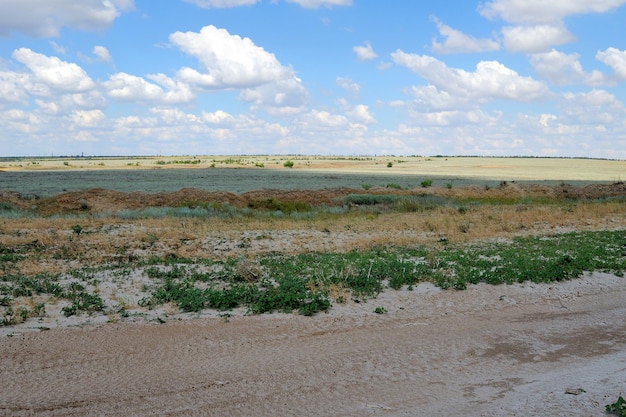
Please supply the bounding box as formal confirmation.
[1,272,625,416]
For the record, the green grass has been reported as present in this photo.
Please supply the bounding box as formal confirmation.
[607,396,626,416]
[2,230,624,324]
[135,230,625,315]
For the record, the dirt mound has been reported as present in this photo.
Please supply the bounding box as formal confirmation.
[2,183,625,216]
[241,187,362,206]
[29,188,246,215]
[22,187,363,215]
[0,190,41,210]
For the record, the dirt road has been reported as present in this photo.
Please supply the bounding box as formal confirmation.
[1,273,625,416]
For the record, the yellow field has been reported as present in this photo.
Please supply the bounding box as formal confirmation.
[2,155,625,182]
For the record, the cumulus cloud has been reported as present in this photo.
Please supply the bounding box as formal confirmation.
[12,48,95,92]
[501,23,575,53]
[285,0,352,8]
[596,47,626,80]
[481,0,625,53]
[169,25,307,114]
[530,49,607,86]
[239,77,309,116]
[430,17,499,54]
[403,85,476,112]
[560,89,625,125]
[353,41,377,61]
[345,104,375,124]
[183,0,258,8]
[170,25,293,89]
[0,0,134,38]
[336,77,360,95]
[391,50,549,103]
[69,109,105,127]
[104,72,194,104]
[0,71,31,105]
[479,0,626,24]
[93,46,112,63]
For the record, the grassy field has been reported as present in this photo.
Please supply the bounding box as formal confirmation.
[2,155,625,196]
[2,155,625,179]
[1,156,625,328]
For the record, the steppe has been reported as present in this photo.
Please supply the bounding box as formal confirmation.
[1,156,625,416]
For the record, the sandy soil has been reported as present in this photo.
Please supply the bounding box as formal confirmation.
[3,155,626,182]
[1,272,625,416]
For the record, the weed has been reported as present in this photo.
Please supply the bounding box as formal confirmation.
[606,396,626,417]
[374,306,387,314]
[421,179,433,188]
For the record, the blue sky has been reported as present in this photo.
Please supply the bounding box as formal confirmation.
[1,0,626,158]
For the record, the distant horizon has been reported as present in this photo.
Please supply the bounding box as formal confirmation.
[1,154,623,162]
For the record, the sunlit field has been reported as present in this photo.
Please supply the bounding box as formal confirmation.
[1,156,625,328]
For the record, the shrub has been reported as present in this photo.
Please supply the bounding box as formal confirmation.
[606,396,626,417]
[283,160,294,168]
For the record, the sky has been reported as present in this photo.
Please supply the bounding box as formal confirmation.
[1,1,626,158]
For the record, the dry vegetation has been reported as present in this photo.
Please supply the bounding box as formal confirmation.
[1,181,625,276]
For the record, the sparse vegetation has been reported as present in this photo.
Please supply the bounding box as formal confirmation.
[607,396,626,417]
[1,162,625,326]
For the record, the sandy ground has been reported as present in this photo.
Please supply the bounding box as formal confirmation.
[1,272,625,416]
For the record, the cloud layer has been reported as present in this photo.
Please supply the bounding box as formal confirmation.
[0,1,625,157]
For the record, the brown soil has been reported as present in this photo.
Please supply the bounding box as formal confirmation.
[3,181,626,215]
[1,273,625,416]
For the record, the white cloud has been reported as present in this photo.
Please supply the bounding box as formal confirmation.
[430,17,499,54]
[183,0,258,8]
[481,0,626,54]
[12,48,95,92]
[49,41,67,55]
[479,0,626,24]
[0,0,134,38]
[69,109,105,127]
[104,72,194,104]
[391,50,549,103]
[404,85,476,111]
[93,46,112,63]
[346,104,376,125]
[239,77,309,115]
[0,71,30,105]
[530,49,607,86]
[170,25,293,89]
[560,89,625,124]
[336,77,360,95]
[285,0,352,8]
[353,41,377,61]
[406,109,495,127]
[596,47,626,80]
[501,23,575,53]
[35,91,106,114]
